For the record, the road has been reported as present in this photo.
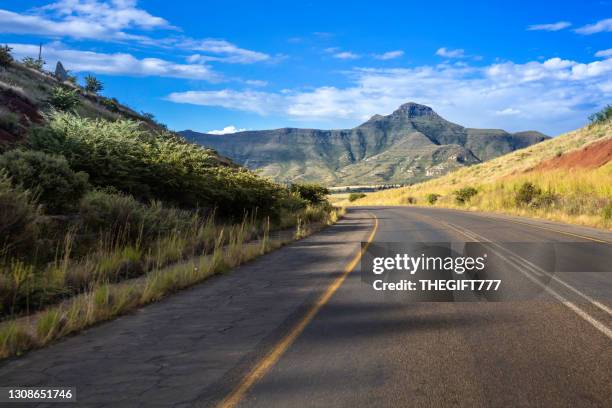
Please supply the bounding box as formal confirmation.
[0,207,611,407]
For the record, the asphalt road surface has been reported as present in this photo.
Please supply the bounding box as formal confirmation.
[1,207,610,407]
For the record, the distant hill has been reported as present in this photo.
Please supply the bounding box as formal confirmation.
[182,103,548,185]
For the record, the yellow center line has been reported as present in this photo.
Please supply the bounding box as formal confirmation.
[217,212,379,408]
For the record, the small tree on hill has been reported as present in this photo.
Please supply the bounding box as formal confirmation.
[84,75,103,94]
[0,45,13,68]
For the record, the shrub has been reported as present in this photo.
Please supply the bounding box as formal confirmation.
[514,182,556,208]
[454,186,478,204]
[100,97,120,112]
[589,105,612,126]
[426,193,441,205]
[348,192,366,202]
[0,150,89,213]
[31,113,294,217]
[0,171,39,258]
[404,196,417,204]
[290,183,329,204]
[84,75,103,94]
[603,203,612,221]
[22,57,44,71]
[515,182,540,206]
[0,109,21,134]
[49,87,80,111]
[0,45,13,67]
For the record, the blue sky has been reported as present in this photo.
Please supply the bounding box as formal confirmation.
[1,0,611,135]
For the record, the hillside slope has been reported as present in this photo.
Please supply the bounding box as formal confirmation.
[182,103,547,185]
[353,120,612,228]
[0,61,233,166]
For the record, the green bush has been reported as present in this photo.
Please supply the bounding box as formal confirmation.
[30,113,294,217]
[48,87,80,111]
[22,57,45,71]
[348,192,366,202]
[426,193,441,205]
[100,97,120,112]
[589,105,612,126]
[454,186,478,204]
[79,190,195,242]
[84,75,103,94]
[514,182,556,208]
[290,183,329,204]
[0,45,13,68]
[603,203,612,221]
[515,182,540,206]
[0,150,89,213]
[0,172,39,258]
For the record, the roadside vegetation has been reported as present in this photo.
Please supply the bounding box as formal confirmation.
[0,46,343,358]
[353,108,612,229]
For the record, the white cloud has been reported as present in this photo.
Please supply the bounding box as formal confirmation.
[435,47,465,58]
[374,50,404,60]
[333,51,360,60]
[207,125,247,135]
[167,55,612,134]
[167,90,283,115]
[527,21,572,31]
[244,79,268,87]
[183,40,269,64]
[0,2,270,65]
[575,18,612,34]
[595,48,612,58]
[0,1,169,41]
[495,108,521,116]
[10,42,220,81]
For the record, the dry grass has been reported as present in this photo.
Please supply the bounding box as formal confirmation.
[354,122,612,229]
[0,206,344,359]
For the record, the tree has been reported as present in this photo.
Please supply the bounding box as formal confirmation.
[0,45,13,68]
[84,75,103,94]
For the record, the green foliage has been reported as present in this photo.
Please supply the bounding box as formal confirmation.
[454,186,478,204]
[48,87,80,111]
[0,172,39,258]
[100,97,120,112]
[290,183,329,204]
[589,105,612,126]
[84,75,103,94]
[515,182,540,206]
[603,203,612,221]
[0,150,89,213]
[404,196,417,204]
[0,109,21,134]
[348,192,366,202]
[0,45,13,67]
[30,112,295,217]
[79,190,196,242]
[426,193,441,205]
[514,182,557,208]
[22,57,44,71]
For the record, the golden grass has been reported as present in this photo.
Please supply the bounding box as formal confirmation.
[0,207,344,359]
[354,122,612,229]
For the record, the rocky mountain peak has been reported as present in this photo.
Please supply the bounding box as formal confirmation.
[392,102,436,118]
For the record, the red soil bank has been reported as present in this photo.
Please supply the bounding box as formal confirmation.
[530,138,612,171]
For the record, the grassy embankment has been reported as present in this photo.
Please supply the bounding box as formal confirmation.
[0,51,343,358]
[351,117,612,229]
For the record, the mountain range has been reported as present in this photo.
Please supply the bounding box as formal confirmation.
[181,103,548,185]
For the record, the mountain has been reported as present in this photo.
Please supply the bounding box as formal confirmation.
[181,103,548,185]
